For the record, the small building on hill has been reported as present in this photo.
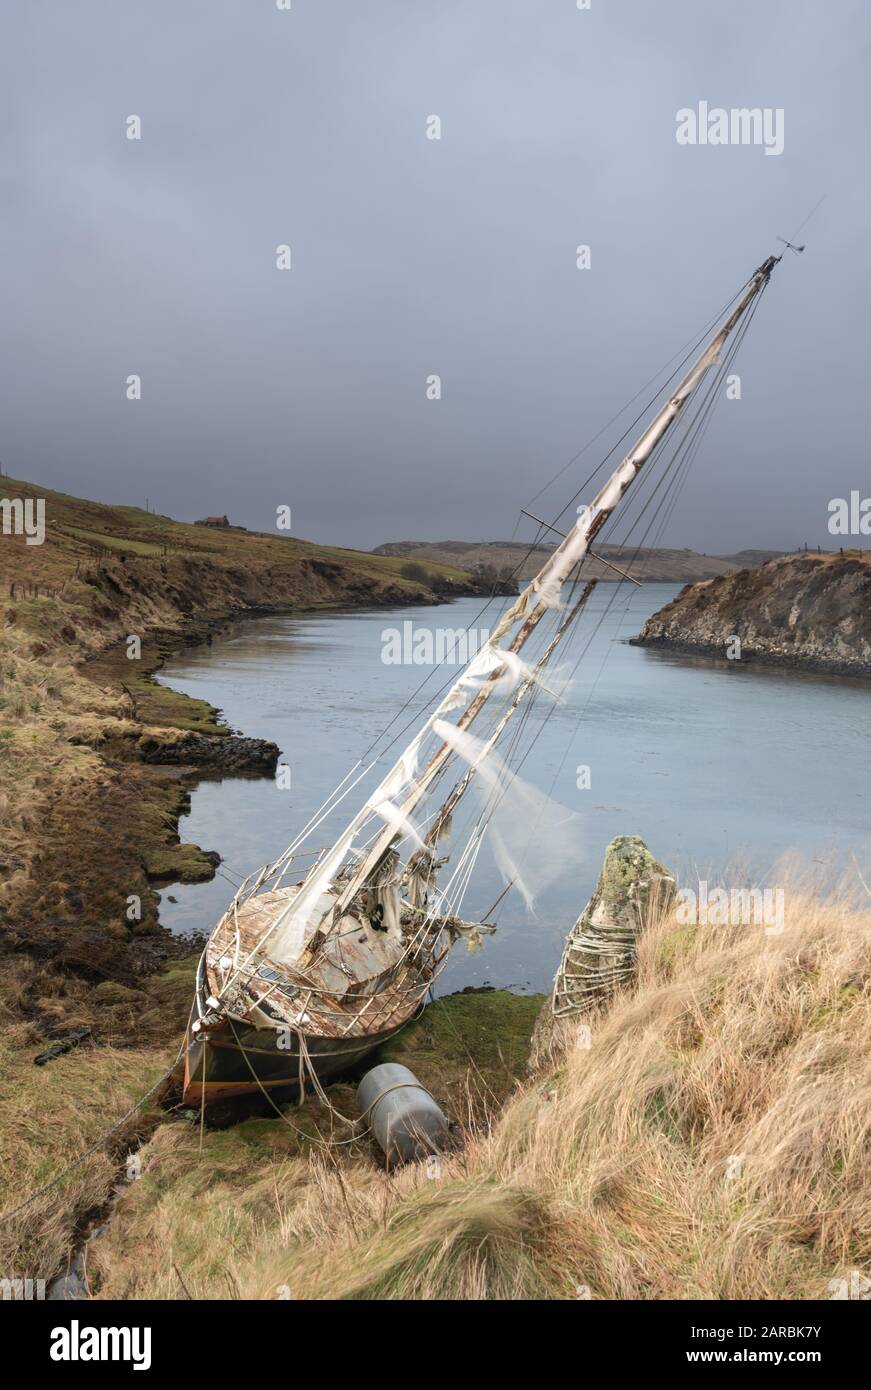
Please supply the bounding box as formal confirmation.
[196,514,230,528]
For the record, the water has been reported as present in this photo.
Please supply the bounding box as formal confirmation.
[156,586,870,994]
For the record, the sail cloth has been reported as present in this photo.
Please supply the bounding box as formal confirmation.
[432,720,581,913]
[265,640,574,965]
[265,625,567,964]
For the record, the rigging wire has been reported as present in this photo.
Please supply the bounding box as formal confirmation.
[493,284,770,896]
[521,278,750,512]
[222,267,767,892]
[210,259,778,1018]
[266,271,772,932]
[428,278,772,927]
[351,275,757,775]
[256,281,767,957]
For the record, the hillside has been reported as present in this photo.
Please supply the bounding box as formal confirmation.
[1,476,494,635]
[373,538,785,584]
[1,481,867,1302]
[0,476,500,1036]
[633,552,871,676]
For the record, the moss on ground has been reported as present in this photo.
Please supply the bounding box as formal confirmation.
[142,842,220,884]
[375,989,545,1121]
[83,632,228,736]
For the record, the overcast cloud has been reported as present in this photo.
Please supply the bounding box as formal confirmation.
[1,0,868,552]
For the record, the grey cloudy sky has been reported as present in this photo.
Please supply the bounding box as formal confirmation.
[1,0,869,552]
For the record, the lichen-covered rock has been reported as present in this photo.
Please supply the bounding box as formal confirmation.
[530,835,674,1068]
[632,553,871,676]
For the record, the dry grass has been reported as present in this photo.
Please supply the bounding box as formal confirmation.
[81,875,869,1301]
[0,951,200,1285]
[0,1030,173,1285]
[0,619,115,899]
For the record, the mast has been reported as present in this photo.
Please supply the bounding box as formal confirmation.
[266,253,780,954]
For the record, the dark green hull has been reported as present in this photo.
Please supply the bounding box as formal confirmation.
[182,1015,401,1104]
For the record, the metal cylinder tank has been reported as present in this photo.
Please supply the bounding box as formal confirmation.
[357,1062,449,1165]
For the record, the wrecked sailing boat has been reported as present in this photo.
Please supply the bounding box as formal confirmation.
[182,252,784,1104]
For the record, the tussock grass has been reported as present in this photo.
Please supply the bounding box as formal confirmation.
[0,622,113,899]
[81,876,869,1301]
[0,1031,173,1285]
[473,883,869,1299]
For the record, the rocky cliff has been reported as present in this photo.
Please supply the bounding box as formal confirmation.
[633,553,871,677]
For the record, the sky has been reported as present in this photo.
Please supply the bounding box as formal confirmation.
[1,0,869,553]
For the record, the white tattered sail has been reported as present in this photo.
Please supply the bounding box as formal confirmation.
[260,255,781,967]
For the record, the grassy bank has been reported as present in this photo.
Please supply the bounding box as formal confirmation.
[2,478,867,1301]
[2,877,866,1300]
[116,880,868,1301]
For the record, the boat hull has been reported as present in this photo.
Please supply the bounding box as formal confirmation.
[181,1015,404,1105]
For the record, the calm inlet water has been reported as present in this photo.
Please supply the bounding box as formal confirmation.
[156,586,869,994]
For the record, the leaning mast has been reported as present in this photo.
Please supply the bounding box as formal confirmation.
[255,254,781,959]
[325,256,781,913]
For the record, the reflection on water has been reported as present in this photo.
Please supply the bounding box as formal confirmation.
[156,586,870,994]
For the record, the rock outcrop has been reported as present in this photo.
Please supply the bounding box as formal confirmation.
[633,553,871,677]
[137,731,280,774]
[530,835,674,1068]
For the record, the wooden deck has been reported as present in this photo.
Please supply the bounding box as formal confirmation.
[204,884,446,1041]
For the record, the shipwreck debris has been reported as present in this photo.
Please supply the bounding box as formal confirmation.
[530,835,674,1067]
[33,1028,93,1067]
[358,1063,450,1166]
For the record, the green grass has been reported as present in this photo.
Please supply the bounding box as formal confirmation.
[61,526,168,557]
[0,473,483,594]
[374,989,544,1119]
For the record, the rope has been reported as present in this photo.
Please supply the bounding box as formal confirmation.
[227,1020,368,1149]
[358,1079,440,1119]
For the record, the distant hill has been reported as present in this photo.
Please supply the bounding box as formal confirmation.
[373,539,786,584]
[0,476,502,639]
